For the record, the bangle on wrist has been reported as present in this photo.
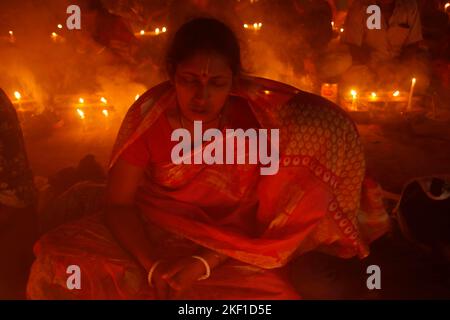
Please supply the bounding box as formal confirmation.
[147,260,162,287]
[191,255,211,280]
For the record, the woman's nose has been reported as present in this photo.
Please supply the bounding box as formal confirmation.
[194,84,208,103]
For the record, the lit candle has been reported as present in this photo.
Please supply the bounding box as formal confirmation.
[340,27,344,33]
[51,32,58,42]
[102,109,109,117]
[392,90,400,97]
[8,30,15,43]
[155,28,160,35]
[79,97,84,104]
[57,24,63,29]
[77,109,85,119]
[407,78,416,111]
[100,97,107,104]
[350,89,358,111]
[14,91,21,100]
[140,30,145,35]
[162,27,167,33]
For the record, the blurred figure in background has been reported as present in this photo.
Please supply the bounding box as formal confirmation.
[0,89,37,299]
[339,0,431,94]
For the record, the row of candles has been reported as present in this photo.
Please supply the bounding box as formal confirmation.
[6,0,450,40]
[348,78,417,111]
[136,26,167,37]
[11,90,145,120]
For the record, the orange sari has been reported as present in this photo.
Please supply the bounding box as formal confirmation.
[27,77,388,299]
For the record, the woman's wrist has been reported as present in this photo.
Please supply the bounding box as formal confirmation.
[195,248,228,270]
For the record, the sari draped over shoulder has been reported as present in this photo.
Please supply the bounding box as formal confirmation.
[27,77,389,299]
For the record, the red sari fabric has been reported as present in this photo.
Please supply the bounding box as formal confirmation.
[27,77,389,299]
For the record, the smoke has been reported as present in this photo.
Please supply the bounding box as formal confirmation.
[0,0,320,122]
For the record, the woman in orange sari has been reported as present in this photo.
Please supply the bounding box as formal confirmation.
[27,18,389,299]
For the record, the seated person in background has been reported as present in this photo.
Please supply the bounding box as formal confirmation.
[292,0,353,87]
[0,89,37,299]
[74,0,140,65]
[340,0,431,94]
[27,18,389,300]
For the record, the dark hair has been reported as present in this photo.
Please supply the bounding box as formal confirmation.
[165,18,242,78]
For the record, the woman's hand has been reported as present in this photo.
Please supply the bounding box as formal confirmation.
[149,260,173,300]
[161,256,208,299]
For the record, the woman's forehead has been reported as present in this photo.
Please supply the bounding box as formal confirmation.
[177,52,232,76]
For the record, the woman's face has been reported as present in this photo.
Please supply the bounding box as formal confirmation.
[174,51,233,122]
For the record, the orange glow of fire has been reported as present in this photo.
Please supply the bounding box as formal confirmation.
[14,91,21,100]
[57,24,63,29]
[79,97,84,104]
[140,30,145,35]
[162,27,167,33]
[100,97,107,104]
[102,109,109,117]
[393,90,400,97]
[340,28,344,33]
[445,3,450,10]
[9,30,13,35]
[350,89,357,98]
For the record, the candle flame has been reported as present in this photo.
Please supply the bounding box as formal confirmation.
[14,91,21,100]
[102,109,109,117]
[243,24,249,29]
[100,97,107,104]
[135,94,140,101]
[162,27,167,33]
[412,78,417,85]
[253,23,258,29]
[9,30,13,35]
[264,90,270,95]
[140,30,145,35]
[258,23,262,28]
[79,97,84,104]
[350,89,357,98]
[76,109,85,119]
[371,92,377,98]
[331,21,335,27]
[57,24,63,29]
[445,3,450,10]
[155,28,160,34]
[393,90,400,97]
[51,32,58,37]
[340,28,344,33]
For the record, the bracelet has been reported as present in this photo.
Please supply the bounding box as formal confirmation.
[191,255,211,280]
[147,260,162,287]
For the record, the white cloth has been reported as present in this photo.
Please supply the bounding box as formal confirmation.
[342,0,423,63]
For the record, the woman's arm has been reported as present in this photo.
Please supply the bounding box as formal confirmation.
[104,158,155,271]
